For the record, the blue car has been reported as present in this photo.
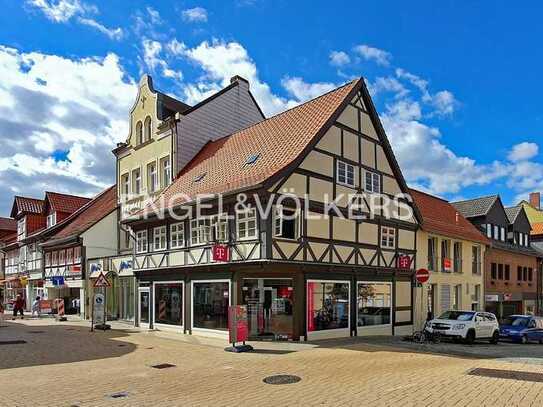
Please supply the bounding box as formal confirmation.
[499,315,543,344]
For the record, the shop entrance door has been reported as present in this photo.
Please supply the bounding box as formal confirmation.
[242,279,293,341]
[138,287,150,329]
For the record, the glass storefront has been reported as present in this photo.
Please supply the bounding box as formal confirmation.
[357,282,392,327]
[192,281,229,331]
[307,281,349,332]
[242,278,294,340]
[118,277,135,321]
[154,282,183,327]
[139,289,150,325]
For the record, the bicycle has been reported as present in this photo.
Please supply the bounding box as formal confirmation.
[412,322,441,344]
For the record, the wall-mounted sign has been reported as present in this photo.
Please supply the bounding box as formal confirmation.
[397,255,411,269]
[485,294,499,302]
[52,276,65,286]
[504,293,512,301]
[443,258,452,272]
[212,244,229,262]
[90,263,102,274]
[119,260,133,271]
[70,265,81,274]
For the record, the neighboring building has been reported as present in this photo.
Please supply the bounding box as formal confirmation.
[125,77,420,341]
[518,192,543,225]
[453,196,539,318]
[88,74,266,324]
[41,186,117,318]
[0,217,17,302]
[411,189,489,327]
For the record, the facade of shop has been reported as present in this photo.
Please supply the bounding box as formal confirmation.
[127,77,420,341]
[453,196,540,318]
[411,189,489,329]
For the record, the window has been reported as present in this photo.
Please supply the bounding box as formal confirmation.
[160,156,171,188]
[192,281,230,331]
[74,246,81,263]
[365,171,380,193]
[147,162,157,193]
[528,268,533,282]
[144,116,152,142]
[66,248,73,264]
[45,253,51,267]
[453,242,462,273]
[441,239,451,272]
[493,225,499,240]
[153,226,166,251]
[337,161,355,187]
[517,266,522,281]
[498,264,504,280]
[52,251,58,265]
[381,226,395,249]
[17,218,26,241]
[47,212,57,228]
[136,230,148,253]
[523,267,528,281]
[505,264,510,280]
[500,227,506,242]
[121,173,130,199]
[58,250,65,265]
[190,218,215,246]
[154,282,183,327]
[428,237,438,271]
[472,246,481,274]
[357,282,391,327]
[170,223,185,248]
[236,208,258,240]
[453,285,462,310]
[212,215,229,242]
[307,281,350,332]
[132,168,141,195]
[136,121,143,145]
[486,224,492,238]
[273,207,300,240]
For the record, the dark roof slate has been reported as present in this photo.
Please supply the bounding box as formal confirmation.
[451,195,499,218]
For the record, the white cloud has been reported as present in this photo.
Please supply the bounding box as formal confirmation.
[166,39,187,56]
[353,44,392,66]
[329,51,350,67]
[146,6,162,25]
[182,7,208,23]
[368,76,409,99]
[78,17,123,40]
[0,45,136,214]
[141,38,183,80]
[508,142,539,162]
[281,77,337,102]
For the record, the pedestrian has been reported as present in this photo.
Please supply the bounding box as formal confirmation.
[0,302,5,326]
[12,294,25,320]
[32,296,41,318]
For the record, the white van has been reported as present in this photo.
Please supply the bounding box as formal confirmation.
[425,310,500,344]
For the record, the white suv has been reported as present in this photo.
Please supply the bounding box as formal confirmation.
[425,310,500,344]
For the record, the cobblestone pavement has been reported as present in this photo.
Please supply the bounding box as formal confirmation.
[2,318,543,406]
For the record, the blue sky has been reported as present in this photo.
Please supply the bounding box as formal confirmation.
[0,0,542,216]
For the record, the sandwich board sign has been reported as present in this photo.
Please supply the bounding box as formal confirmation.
[93,272,111,288]
[93,293,106,326]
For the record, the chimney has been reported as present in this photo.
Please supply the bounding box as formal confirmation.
[529,192,541,209]
[455,212,459,225]
[230,75,250,89]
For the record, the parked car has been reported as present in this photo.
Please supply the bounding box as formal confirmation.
[425,310,500,344]
[499,315,543,344]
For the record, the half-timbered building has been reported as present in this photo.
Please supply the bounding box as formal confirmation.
[125,77,420,340]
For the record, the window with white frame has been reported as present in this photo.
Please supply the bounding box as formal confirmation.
[274,206,300,240]
[153,226,167,251]
[191,218,212,245]
[121,173,130,199]
[486,224,492,238]
[365,171,380,193]
[212,215,229,242]
[160,156,171,188]
[136,230,148,253]
[500,227,505,242]
[381,226,395,249]
[493,225,499,240]
[58,250,65,265]
[144,116,152,142]
[337,161,355,187]
[237,208,258,240]
[74,246,81,263]
[132,168,141,195]
[147,162,157,193]
[170,223,185,248]
[46,212,57,228]
[17,217,26,241]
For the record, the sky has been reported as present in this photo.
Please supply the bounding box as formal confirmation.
[1,0,543,216]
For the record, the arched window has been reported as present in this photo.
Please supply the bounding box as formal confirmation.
[136,121,143,145]
[144,116,152,142]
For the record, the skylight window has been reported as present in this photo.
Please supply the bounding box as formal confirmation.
[193,172,206,183]
[245,154,260,166]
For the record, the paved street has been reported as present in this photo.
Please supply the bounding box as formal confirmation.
[3,318,543,406]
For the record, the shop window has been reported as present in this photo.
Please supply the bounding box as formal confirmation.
[74,246,81,263]
[153,226,166,251]
[132,168,141,195]
[307,281,350,332]
[365,171,380,193]
[192,281,230,331]
[136,230,148,253]
[154,282,183,327]
[381,226,395,249]
[273,207,300,240]
[357,282,391,327]
[160,156,171,188]
[170,223,185,248]
[337,160,355,187]
[236,208,258,240]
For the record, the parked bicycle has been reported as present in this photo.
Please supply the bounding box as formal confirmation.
[412,321,441,344]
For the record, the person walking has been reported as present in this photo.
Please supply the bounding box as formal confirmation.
[12,294,25,320]
[31,296,41,318]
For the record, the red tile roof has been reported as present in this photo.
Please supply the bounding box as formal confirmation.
[44,192,91,214]
[10,196,44,217]
[0,217,16,232]
[47,186,117,242]
[410,189,490,245]
[139,78,360,216]
[531,222,543,236]
[0,231,17,245]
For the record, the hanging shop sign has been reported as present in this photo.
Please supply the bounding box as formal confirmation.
[212,244,229,262]
[397,255,411,269]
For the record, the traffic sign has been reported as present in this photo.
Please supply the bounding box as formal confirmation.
[415,268,430,284]
[93,272,111,288]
